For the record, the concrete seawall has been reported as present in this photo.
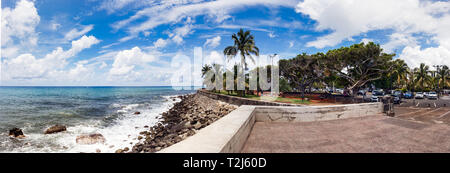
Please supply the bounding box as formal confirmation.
[254,103,382,122]
[159,102,383,153]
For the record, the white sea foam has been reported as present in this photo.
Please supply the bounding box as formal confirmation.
[3,95,183,153]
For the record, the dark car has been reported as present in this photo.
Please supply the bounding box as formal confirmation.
[403,92,413,99]
[371,90,384,102]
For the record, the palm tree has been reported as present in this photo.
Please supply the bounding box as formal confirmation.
[224,29,259,96]
[201,64,212,78]
[405,68,416,92]
[437,65,450,91]
[414,63,431,91]
[389,59,409,89]
[201,64,212,90]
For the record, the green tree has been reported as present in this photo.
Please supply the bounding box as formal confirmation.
[279,53,322,99]
[437,65,450,92]
[279,77,292,92]
[324,42,395,96]
[389,59,410,89]
[202,64,222,92]
[405,69,416,92]
[201,64,212,78]
[413,63,431,92]
[223,29,259,96]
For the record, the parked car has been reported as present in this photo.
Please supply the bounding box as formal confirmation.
[393,91,402,97]
[415,92,424,99]
[404,91,413,99]
[357,90,366,96]
[427,92,438,99]
[424,92,429,98]
[371,90,384,102]
[391,94,401,104]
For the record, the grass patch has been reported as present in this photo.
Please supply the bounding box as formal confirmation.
[274,97,310,104]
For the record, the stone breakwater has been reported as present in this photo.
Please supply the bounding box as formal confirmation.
[119,93,237,153]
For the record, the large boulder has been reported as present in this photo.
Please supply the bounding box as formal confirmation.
[44,125,67,134]
[9,128,25,138]
[76,133,106,145]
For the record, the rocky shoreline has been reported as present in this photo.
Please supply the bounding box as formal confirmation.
[118,93,237,153]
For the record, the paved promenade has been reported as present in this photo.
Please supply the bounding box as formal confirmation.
[242,116,450,153]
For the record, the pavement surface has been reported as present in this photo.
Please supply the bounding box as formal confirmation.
[398,96,450,108]
[394,107,450,124]
[241,115,450,153]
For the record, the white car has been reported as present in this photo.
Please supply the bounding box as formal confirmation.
[427,92,438,99]
[415,92,424,99]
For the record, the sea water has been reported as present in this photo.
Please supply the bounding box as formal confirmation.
[0,86,197,153]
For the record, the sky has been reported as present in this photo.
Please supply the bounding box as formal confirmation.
[1,0,449,86]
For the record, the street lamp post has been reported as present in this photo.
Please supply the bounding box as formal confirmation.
[269,54,277,97]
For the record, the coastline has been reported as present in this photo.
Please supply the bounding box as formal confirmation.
[0,87,196,153]
[120,93,237,153]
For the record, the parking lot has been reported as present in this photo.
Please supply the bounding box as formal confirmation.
[398,96,450,108]
[395,96,450,125]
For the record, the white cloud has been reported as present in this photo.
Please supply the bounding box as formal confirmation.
[4,54,47,79]
[2,35,100,80]
[382,33,418,53]
[67,35,101,56]
[204,51,225,66]
[67,61,91,82]
[296,0,450,68]
[296,0,440,48]
[1,0,40,57]
[168,19,194,45]
[204,36,221,48]
[99,62,108,69]
[288,41,294,48]
[361,38,373,44]
[118,35,135,42]
[268,32,276,38]
[98,0,152,14]
[50,21,62,31]
[1,47,20,58]
[400,46,450,69]
[113,0,298,39]
[153,38,168,48]
[64,25,94,41]
[109,47,157,76]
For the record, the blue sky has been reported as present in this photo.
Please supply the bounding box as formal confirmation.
[1,0,450,86]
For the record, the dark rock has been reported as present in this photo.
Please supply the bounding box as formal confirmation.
[193,122,202,129]
[44,125,67,134]
[9,128,25,138]
[76,133,106,145]
[134,112,141,115]
[129,93,237,153]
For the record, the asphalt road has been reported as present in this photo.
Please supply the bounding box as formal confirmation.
[398,96,450,108]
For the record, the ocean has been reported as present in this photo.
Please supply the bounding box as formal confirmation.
[0,86,197,153]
